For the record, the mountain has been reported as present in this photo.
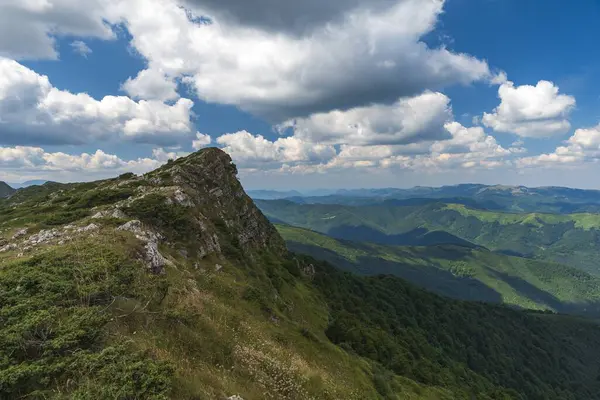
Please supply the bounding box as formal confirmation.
[7,179,49,189]
[0,181,15,198]
[247,189,303,199]
[4,149,600,398]
[257,200,600,275]
[287,184,600,214]
[277,224,600,315]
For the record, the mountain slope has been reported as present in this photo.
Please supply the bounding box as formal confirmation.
[3,149,600,398]
[277,224,600,315]
[0,181,15,198]
[257,200,600,275]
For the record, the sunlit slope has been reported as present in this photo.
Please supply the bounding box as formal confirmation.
[258,200,600,275]
[277,224,600,314]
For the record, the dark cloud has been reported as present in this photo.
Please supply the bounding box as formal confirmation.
[184,0,399,35]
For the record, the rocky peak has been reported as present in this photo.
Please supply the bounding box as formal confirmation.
[142,148,287,259]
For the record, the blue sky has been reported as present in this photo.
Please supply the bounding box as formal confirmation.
[2,0,600,189]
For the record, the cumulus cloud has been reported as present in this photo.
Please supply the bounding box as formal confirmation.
[121,68,180,102]
[183,0,401,35]
[70,40,92,58]
[517,125,600,167]
[0,58,197,146]
[192,133,211,150]
[278,91,452,146]
[105,0,491,120]
[0,145,169,182]
[216,130,337,168]
[433,122,510,157]
[216,121,514,174]
[0,0,114,60]
[482,80,575,138]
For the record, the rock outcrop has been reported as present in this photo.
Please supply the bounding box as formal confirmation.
[142,148,287,259]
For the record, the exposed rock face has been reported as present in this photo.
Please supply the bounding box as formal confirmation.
[76,223,99,233]
[92,208,128,219]
[144,241,169,274]
[12,228,28,240]
[117,220,168,273]
[117,220,162,243]
[147,148,286,259]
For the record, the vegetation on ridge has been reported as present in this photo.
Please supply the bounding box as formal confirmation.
[3,148,600,399]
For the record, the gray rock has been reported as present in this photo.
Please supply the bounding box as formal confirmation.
[174,188,194,207]
[12,228,28,239]
[144,241,168,274]
[92,209,128,219]
[0,243,17,253]
[117,220,162,242]
[77,223,100,233]
[25,229,61,245]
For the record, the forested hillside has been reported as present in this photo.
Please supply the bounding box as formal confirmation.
[277,224,600,315]
[3,149,600,399]
[258,200,600,275]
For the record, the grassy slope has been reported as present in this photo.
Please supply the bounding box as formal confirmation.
[5,150,600,399]
[276,225,600,314]
[0,156,452,399]
[256,200,600,275]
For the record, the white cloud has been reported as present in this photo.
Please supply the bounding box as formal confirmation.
[278,91,452,146]
[121,68,180,102]
[0,0,114,60]
[433,122,510,157]
[216,121,514,174]
[0,145,169,182]
[0,57,197,146]
[192,132,211,150]
[517,124,600,167]
[482,80,575,138]
[105,0,492,120]
[216,130,336,168]
[70,40,92,58]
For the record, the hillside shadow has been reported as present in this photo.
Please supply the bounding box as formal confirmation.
[484,268,563,310]
[287,241,503,305]
[483,268,600,318]
[327,225,479,248]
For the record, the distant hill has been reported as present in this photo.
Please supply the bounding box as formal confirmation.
[0,181,16,198]
[257,199,600,275]
[286,184,600,214]
[7,180,49,189]
[247,189,303,199]
[277,224,600,315]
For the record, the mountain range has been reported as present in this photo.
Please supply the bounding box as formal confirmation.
[277,224,600,316]
[3,149,600,398]
[251,184,600,214]
[257,200,600,276]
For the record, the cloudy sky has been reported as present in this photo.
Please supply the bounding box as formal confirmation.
[2,0,600,189]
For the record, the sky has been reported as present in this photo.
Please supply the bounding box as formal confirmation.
[3,0,600,190]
